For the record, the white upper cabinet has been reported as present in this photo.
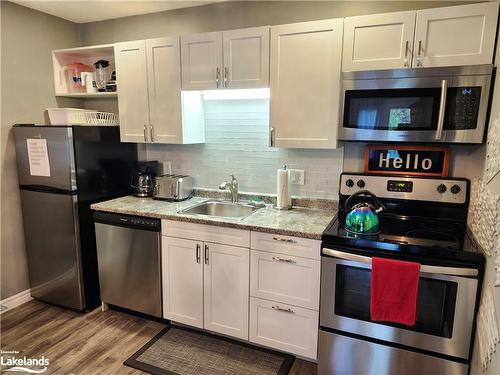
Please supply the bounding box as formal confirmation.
[270,19,343,149]
[146,37,183,143]
[343,11,416,71]
[413,2,499,68]
[114,40,150,143]
[181,27,270,90]
[181,32,223,90]
[223,27,270,89]
[115,37,205,144]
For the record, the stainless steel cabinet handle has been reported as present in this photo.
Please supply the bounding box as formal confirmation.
[435,79,448,140]
[272,256,296,264]
[196,244,201,264]
[204,244,209,265]
[404,40,409,67]
[150,124,155,143]
[216,67,220,88]
[322,248,478,277]
[143,124,148,142]
[272,305,295,313]
[417,40,423,67]
[224,67,229,88]
[269,127,275,147]
[272,236,297,244]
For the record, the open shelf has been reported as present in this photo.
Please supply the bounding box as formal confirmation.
[55,92,117,98]
[53,44,116,98]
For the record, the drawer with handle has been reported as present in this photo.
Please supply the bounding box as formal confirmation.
[250,250,320,310]
[251,231,320,260]
[162,219,250,248]
[249,297,319,360]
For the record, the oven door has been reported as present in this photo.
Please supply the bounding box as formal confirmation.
[320,248,478,359]
[339,73,490,144]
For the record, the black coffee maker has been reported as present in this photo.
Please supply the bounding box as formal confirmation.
[132,161,159,197]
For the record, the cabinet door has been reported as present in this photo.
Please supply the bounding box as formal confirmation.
[250,250,320,310]
[413,2,499,68]
[162,236,204,328]
[249,297,319,359]
[203,242,249,340]
[343,11,416,71]
[270,19,343,149]
[181,32,223,90]
[222,27,270,89]
[114,40,150,143]
[146,37,183,144]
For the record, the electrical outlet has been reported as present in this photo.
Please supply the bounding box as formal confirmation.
[289,169,305,185]
[162,161,172,175]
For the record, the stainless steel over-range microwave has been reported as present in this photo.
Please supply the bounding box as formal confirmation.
[338,65,494,143]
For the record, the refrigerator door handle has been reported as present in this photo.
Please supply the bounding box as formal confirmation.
[19,184,77,195]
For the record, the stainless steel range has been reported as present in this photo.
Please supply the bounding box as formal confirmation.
[318,173,484,375]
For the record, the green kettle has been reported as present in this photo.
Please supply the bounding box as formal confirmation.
[345,190,385,235]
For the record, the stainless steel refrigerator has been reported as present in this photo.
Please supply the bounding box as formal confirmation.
[13,125,137,311]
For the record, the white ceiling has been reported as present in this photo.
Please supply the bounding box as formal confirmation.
[11,0,224,23]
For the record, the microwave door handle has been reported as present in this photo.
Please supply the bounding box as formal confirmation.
[322,248,478,277]
[435,79,448,140]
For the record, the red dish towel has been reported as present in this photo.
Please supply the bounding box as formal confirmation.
[370,257,420,326]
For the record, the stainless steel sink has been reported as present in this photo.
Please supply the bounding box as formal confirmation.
[178,200,259,220]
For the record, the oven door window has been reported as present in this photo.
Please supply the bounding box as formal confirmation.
[335,265,458,338]
[343,88,441,131]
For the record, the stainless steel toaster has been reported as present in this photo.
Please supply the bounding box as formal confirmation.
[153,175,194,201]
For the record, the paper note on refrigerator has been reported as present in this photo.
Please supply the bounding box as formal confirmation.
[26,138,51,177]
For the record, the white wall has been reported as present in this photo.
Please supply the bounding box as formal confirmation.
[0,1,81,300]
[147,99,344,198]
[470,1,500,370]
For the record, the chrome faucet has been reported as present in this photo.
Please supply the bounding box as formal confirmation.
[219,175,239,203]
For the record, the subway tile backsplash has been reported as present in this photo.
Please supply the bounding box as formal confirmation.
[146,99,343,199]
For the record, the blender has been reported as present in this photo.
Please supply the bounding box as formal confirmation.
[94,59,110,92]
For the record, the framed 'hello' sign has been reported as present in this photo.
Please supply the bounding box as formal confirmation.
[364,145,450,177]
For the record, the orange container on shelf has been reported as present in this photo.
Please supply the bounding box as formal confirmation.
[60,62,91,93]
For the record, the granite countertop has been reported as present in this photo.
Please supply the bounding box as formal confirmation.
[91,196,336,239]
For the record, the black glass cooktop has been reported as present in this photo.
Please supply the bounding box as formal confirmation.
[323,210,466,251]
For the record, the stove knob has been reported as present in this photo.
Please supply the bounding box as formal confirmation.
[346,179,354,187]
[451,184,461,194]
[437,184,447,194]
[357,180,365,188]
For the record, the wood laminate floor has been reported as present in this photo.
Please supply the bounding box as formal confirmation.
[0,300,317,375]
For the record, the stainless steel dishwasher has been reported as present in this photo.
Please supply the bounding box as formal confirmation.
[94,211,162,317]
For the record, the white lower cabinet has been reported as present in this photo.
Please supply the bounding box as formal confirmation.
[250,249,320,310]
[162,236,204,328]
[249,232,321,359]
[249,297,319,360]
[204,242,249,340]
[162,224,319,358]
[162,224,250,340]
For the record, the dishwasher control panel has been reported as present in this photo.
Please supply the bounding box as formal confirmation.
[94,211,160,232]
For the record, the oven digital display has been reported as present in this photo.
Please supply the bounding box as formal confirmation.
[387,180,413,192]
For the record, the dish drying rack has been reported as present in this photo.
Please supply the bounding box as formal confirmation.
[47,108,119,126]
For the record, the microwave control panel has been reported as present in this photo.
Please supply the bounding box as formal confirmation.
[444,86,481,130]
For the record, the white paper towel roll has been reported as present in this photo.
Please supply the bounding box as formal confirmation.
[277,166,291,209]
